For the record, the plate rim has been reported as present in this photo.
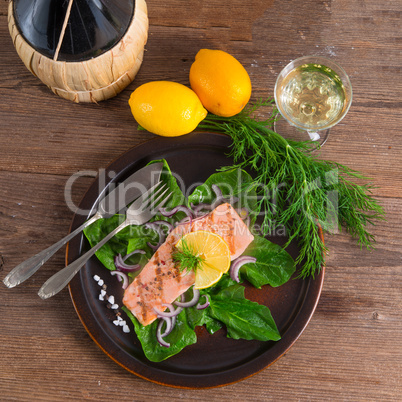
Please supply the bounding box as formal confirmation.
[67,132,325,389]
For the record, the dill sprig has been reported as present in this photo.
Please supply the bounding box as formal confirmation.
[173,238,204,273]
[197,99,385,278]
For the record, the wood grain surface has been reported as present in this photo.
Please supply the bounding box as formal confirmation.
[1,0,401,400]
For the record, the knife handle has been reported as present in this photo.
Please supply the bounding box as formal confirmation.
[3,213,101,288]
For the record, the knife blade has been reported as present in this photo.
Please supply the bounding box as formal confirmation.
[97,162,163,217]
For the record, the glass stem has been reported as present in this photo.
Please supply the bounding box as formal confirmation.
[307,131,321,141]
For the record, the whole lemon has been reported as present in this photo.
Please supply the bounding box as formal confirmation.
[189,49,252,117]
[129,81,207,137]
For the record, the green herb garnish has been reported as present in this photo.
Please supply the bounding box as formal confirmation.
[197,99,385,278]
[172,238,204,273]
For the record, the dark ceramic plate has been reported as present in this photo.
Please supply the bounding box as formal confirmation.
[68,132,325,389]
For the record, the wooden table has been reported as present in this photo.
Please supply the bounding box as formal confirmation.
[1,0,401,400]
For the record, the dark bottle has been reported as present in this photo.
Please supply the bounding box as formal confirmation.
[13,0,135,62]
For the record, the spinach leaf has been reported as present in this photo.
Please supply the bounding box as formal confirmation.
[122,307,197,362]
[208,283,281,341]
[149,159,186,215]
[184,288,223,334]
[185,275,239,334]
[240,235,296,288]
[83,216,159,271]
[126,237,153,257]
[207,274,239,292]
[188,168,258,224]
[185,275,281,341]
[185,301,223,334]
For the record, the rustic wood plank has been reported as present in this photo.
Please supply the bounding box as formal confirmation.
[1,5,401,191]
[0,0,8,15]
[0,0,401,400]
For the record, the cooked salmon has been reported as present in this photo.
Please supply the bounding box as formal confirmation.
[123,203,254,326]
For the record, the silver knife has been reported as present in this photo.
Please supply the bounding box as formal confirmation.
[3,162,163,288]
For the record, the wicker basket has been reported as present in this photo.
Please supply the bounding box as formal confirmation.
[8,0,148,103]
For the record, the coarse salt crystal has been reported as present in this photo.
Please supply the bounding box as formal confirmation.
[99,294,104,301]
[111,304,119,310]
[100,289,106,297]
[117,316,123,321]
[113,320,120,326]
[93,275,100,281]
[98,279,104,286]
[119,320,126,327]
[123,325,130,333]
[108,295,115,304]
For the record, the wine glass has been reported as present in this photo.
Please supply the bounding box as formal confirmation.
[274,56,352,147]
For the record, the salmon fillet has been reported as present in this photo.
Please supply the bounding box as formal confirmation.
[123,203,254,326]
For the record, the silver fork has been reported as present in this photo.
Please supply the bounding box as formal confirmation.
[38,181,171,300]
[3,162,163,288]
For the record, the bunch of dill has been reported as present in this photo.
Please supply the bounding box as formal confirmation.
[197,99,385,278]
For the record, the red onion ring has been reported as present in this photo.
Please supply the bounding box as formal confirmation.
[176,215,193,227]
[159,205,194,219]
[155,290,207,347]
[174,288,200,308]
[147,241,160,251]
[211,184,223,200]
[162,304,179,336]
[196,294,210,310]
[171,314,177,330]
[159,316,172,337]
[192,213,210,222]
[150,220,174,233]
[114,254,141,273]
[153,304,183,318]
[230,256,257,283]
[123,249,146,261]
[145,222,166,243]
[155,303,180,348]
[156,319,170,348]
[110,270,129,289]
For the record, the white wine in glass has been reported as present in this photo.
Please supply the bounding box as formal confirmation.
[274,56,352,146]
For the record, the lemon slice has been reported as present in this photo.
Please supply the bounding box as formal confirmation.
[175,231,231,289]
